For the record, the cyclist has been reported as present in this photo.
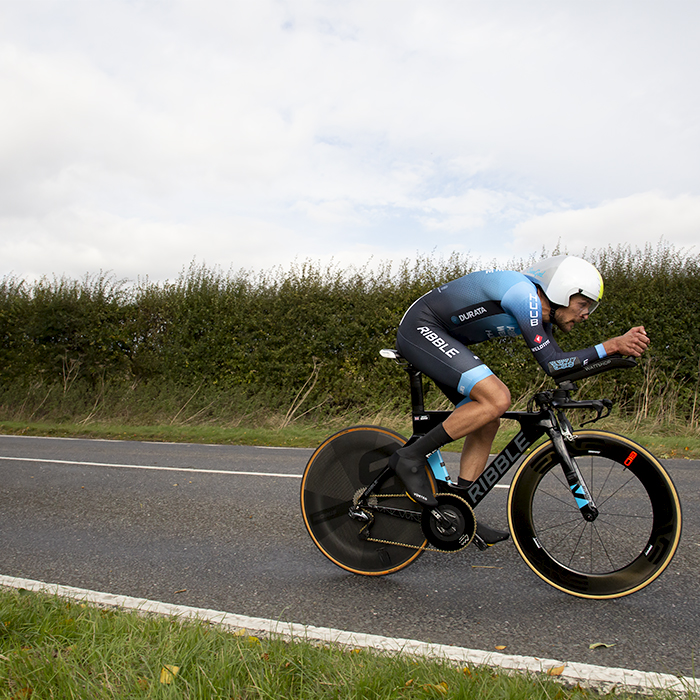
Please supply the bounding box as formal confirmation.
[390,255,650,544]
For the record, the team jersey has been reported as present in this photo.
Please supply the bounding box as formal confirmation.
[407,269,606,376]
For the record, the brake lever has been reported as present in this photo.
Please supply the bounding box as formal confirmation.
[580,399,613,427]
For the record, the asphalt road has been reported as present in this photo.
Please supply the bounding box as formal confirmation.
[1,434,698,677]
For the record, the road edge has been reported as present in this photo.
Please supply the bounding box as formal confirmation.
[1,574,696,696]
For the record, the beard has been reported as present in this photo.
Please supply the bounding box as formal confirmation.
[551,307,573,333]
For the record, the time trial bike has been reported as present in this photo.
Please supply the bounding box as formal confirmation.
[300,350,682,599]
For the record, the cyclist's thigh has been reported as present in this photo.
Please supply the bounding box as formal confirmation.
[396,306,492,403]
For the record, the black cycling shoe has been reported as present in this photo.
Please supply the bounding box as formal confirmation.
[472,521,510,550]
[389,452,438,508]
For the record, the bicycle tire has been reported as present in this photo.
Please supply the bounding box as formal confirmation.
[508,430,681,599]
[301,425,427,576]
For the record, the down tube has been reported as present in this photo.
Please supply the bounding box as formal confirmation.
[461,429,539,508]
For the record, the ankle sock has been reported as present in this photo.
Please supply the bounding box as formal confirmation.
[400,424,452,459]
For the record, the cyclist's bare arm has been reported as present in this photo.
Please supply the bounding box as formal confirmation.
[602,326,650,358]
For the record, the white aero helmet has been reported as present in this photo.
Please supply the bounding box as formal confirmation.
[522,255,604,312]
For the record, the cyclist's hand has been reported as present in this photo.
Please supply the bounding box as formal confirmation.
[609,326,650,357]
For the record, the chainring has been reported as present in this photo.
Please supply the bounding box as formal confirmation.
[421,493,476,552]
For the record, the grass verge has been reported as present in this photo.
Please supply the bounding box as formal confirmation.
[0,586,663,700]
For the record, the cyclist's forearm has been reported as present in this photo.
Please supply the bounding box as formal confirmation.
[602,326,650,358]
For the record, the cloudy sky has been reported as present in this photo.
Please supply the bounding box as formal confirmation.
[1,1,699,283]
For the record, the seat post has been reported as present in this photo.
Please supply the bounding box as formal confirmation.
[408,367,425,416]
[379,348,449,436]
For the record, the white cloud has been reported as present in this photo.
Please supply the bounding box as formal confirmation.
[419,190,553,234]
[1,1,699,282]
[0,208,308,283]
[511,193,700,257]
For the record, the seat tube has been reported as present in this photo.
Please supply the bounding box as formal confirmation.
[427,449,453,485]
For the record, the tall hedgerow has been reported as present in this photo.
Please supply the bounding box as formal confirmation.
[0,243,698,427]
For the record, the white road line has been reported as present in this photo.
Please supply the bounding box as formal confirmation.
[0,454,510,487]
[0,575,695,697]
[0,455,302,479]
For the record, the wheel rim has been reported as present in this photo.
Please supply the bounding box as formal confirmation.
[509,432,681,598]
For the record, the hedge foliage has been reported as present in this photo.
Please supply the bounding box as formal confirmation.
[1,243,699,426]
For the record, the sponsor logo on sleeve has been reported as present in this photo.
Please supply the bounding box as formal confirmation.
[549,357,578,372]
[529,293,540,327]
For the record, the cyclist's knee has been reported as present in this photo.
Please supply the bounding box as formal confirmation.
[491,388,511,416]
[471,376,511,417]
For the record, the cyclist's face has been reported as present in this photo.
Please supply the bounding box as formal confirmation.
[552,294,594,332]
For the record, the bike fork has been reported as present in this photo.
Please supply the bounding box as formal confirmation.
[549,429,599,522]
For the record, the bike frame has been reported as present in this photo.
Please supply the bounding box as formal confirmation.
[359,354,631,520]
[412,394,590,513]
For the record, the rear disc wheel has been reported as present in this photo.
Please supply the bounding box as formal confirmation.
[301,426,427,576]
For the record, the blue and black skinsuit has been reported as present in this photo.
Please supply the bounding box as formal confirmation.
[396,269,607,405]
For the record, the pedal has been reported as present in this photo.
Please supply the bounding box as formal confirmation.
[472,533,490,551]
[475,521,510,547]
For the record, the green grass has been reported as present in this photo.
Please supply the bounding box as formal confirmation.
[0,587,662,700]
[0,419,330,449]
